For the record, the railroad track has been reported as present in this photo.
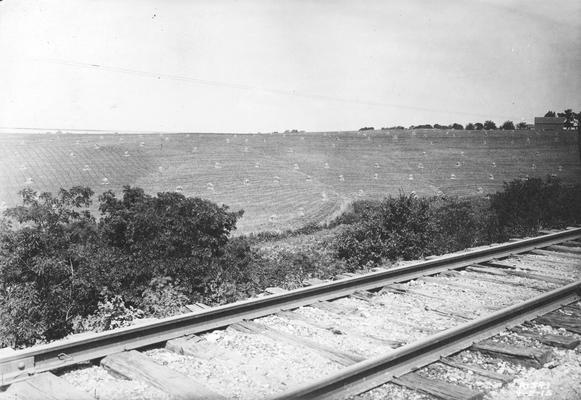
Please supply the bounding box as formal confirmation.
[1,228,580,399]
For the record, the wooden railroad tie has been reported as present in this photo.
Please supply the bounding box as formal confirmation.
[475,264,570,286]
[166,334,244,362]
[470,342,553,369]
[546,244,581,255]
[380,283,441,300]
[530,248,581,260]
[392,372,484,400]
[0,372,95,400]
[230,320,366,366]
[419,276,490,293]
[508,326,580,350]
[464,266,564,290]
[101,350,225,400]
[535,310,581,335]
[480,260,523,270]
[276,309,406,348]
[313,298,441,335]
[557,240,581,248]
[439,357,514,383]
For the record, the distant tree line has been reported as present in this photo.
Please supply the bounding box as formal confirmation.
[407,121,521,130]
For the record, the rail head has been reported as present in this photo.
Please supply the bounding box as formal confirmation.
[1,227,580,386]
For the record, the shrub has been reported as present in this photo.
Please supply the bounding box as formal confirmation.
[333,223,384,270]
[328,200,381,227]
[71,294,144,333]
[333,193,435,268]
[0,187,99,343]
[0,185,246,345]
[252,247,347,288]
[140,277,190,318]
[0,284,47,347]
[429,197,500,254]
[491,176,581,237]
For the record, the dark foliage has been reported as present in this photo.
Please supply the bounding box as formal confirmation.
[2,177,580,346]
[483,120,497,130]
[491,176,581,237]
[0,187,98,344]
[0,186,245,346]
[333,193,435,268]
[332,194,503,269]
[500,120,515,130]
[516,121,528,130]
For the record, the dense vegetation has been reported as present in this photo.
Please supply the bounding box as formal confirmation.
[1,177,580,347]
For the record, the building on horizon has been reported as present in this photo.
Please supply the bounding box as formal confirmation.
[534,117,565,131]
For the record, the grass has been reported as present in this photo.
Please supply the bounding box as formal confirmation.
[1,129,579,233]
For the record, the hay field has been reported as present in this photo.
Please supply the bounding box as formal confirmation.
[1,129,579,233]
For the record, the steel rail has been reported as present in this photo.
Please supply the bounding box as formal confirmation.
[272,280,581,400]
[1,227,580,386]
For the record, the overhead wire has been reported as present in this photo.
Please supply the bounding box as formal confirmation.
[41,58,512,120]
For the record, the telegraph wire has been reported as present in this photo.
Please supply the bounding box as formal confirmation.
[41,58,513,120]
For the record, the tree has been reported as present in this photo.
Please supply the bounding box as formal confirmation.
[483,120,497,130]
[451,123,464,130]
[501,120,515,130]
[557,109,576,130]
[1,185,247,345]
[0,187,99,343]
[474,122,484,130]
[98,186,244,299]
[516,122,528,130]
[465,123,475,130]
[544,111,556,117]
[434,124,449,130]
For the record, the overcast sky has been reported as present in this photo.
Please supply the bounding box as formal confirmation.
[1,0,579,133]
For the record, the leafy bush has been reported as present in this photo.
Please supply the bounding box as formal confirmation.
[252,247,347,289]
[0,186,245,346]
[0,187,99,343]
[333,194,503,268]
[71,294,144,333]
[333,223,384,270]
[491,176,581,237]
[429,197,500,254]
[333,193,435,268]
[140,277,190,318]
[2,177,580,347]
[0,284,46,347]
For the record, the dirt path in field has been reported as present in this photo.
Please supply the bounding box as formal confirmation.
[322,194,352,225]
